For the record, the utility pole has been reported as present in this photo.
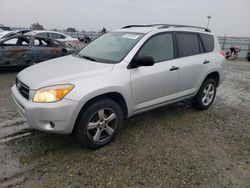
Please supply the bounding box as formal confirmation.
[207,16,211,29]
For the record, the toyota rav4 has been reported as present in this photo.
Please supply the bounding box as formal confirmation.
[12,24,226,149]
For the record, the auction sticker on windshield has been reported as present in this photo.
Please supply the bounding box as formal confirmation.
[122,34,141,40]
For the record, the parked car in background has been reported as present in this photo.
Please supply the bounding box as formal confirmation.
[78,35,91,43]
[11,24,225,149]
[0,31,17,39]
[0,26,11,31]
[0,35,75,70]
[26,30,80,48]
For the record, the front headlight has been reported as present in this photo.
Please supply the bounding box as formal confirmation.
[33,84,74,103]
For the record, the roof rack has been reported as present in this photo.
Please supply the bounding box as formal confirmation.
[159,24,211,32]
[122,24,166,29]
[122,24,211,32]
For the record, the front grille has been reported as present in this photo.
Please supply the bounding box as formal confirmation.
[16,78,29,100]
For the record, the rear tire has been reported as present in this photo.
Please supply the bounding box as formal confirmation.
[74,99,123,149]
[193,79,217,110]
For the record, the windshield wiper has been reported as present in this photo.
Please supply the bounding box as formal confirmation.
[80,55,97,62]
[75,54,116,64]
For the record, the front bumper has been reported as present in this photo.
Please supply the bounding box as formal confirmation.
[11,85,79,134]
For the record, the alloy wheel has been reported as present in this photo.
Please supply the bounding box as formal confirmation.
[202,83,215,106]
[87,108,117,143]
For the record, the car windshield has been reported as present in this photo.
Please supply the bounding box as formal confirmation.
[78,32,144,63]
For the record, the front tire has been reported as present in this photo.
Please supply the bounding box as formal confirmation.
[75,99,123,149]
[193,79,217,110]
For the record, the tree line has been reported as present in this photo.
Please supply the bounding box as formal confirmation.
[30,23,107,33]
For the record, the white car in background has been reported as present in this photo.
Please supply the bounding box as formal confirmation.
[26,30,80,48]
[0,31,17,39]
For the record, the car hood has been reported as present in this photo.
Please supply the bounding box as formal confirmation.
[18,55,115,89]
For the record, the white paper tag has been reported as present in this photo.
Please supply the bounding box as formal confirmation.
[122,34,140,40]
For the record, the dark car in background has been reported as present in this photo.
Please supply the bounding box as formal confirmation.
[0,35,75,70]
[78,35,91,43]
[0,26,11,31]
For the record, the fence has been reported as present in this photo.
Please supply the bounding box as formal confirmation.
[218,36,250,58]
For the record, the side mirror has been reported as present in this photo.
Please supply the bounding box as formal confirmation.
[129,55,155,68]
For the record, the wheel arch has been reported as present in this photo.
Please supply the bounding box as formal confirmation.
[72,91,129,133]
[203,71,220,87]
[195,71,220,96]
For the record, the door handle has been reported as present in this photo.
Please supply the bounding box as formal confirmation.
[170,66,179,71]
[203,60,210,64]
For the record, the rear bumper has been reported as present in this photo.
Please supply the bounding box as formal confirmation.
[11,85,79,134]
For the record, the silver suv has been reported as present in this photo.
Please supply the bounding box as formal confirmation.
[12,24,226,149]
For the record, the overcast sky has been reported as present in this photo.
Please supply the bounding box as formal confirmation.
[0,0,249,36]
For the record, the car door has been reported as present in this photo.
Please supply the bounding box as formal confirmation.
[174,32,207,95]
[130,32,180,112]
[0,36,32,67]
[30,38,66,63]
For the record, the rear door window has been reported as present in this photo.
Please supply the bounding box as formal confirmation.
[49,33,66,39]
[176,33,200,58]
[137,33,174,63]
[37,33,49,38]
[200,34,214,53]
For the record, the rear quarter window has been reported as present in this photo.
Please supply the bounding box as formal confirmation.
[200,34,214,53]
[176,33,200,58]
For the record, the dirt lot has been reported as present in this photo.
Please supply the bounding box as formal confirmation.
[0,61,250,188]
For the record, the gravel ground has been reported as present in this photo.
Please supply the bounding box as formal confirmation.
[0,60,250,188]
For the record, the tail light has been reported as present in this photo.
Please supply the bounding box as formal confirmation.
[220,50,226,58]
